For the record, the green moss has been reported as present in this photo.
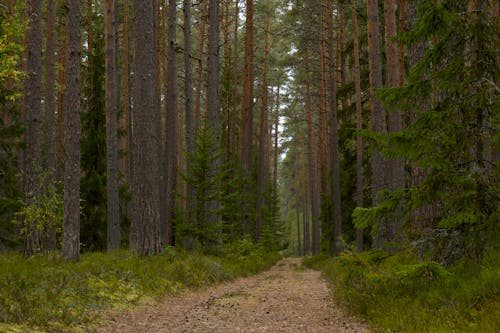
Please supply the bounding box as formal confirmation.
[304,250,500,332]
[0,246,279,332]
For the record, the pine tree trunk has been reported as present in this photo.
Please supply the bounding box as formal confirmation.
[241,0,254,178]
[194,0,208,134]
[130,0,161,256]
[119,0,131,187]
[184,0,194,227]
[273,85,280,189]
[351,0,364,252]
[304,54,320,255]
[256,15,270,242]
[301,146,310,254]
[206,0,221,228]
[384,0,405,243]
[24,0,43,255]
[231,0,239,161]
[62,0,82,260]
[367,0,387,248]
[56,4,66,182]
[105,0,120,251]
[43,0,57,251]
[326,2,342,255]
[164,0,178,245]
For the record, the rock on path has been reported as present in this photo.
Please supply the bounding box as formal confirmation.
[98,258,369,332]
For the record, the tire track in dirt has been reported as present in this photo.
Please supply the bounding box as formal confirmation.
[97,258,368,332]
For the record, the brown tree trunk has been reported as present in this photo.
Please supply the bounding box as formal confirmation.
[130,0,161,256]
[384,0,405,243]
[184,0,194,226]
[301,145,310,254]
[326,2,342,255]
[231,0,239,161]
[24,0,43,255]
[165,0,178,245]
[273,85,280,189]
[256,15,270,242]
[44,0,58,251]
[367,0,387,247]
[62,0,82,260]
[105,0,120,251]
[56,3,66,182]
[304,54,320,255]
[295,177,302,256]
[119,0,131,186]
[351,0,364,252]
[241,0,254,178]
[194,0,208,134]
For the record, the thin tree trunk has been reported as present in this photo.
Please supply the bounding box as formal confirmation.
[304,54,320,255]
[241,0,254,178]
[56,4,66,181]
[62,0,81,260]
[295,177,302,256]
[301,146,310,254]
[231,0,239,161]
[119,0,131,186]
[351,0,364,252]
[398,0,405,86]
[165,0,178,244]
[384,0,405,243]
[256,15,270,242]
[326,2,342,255]
[367,0,387,247]
[44,0,57,251]
[105,0,120,251]
[184,0,194,225]
[273,85,280,189]
[194,0,208,134]
[130,0,161,256]
[24,0,43,255]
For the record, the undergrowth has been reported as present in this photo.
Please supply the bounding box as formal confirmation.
[0,240,279,333]
[304,249,499,332]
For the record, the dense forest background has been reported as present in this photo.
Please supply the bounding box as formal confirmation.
[0,0,498,263]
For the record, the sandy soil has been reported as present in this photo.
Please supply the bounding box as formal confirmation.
[97,258,369,333]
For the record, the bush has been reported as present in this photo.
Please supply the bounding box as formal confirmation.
[0,247,279,332]
[304,249,500,332]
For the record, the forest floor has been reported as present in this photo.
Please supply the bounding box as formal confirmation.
[97,258,369,333]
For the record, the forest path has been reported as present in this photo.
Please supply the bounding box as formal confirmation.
[97,258,368,332]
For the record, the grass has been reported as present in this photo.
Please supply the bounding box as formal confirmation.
[0,243,280,333]
[303,249,500,333]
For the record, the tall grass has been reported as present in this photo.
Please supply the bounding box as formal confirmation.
[0,242,279,332]
[304,249,500,332]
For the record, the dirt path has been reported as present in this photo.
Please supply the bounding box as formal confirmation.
[98,258,368,332]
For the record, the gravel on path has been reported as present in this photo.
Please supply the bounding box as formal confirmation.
[97,258,369,333]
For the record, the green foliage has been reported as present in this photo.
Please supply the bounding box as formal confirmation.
[304,249,500,332]
[0,3,26,249]
[0,247,279,332]
[14,171,63,244]
[81,19,107,251]
[354,0,499,261]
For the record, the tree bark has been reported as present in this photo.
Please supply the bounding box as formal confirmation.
[43,0,57,251]
[256,15,270,242]
[130,0,161,256]
[326,2,342,255]
[304,54,320,255]
[184,0,194,227]
[24,0,43,255]
[367,0,387,247]
[241,0,254,178]
[164,0,178,245]
[62,0,82,260]
[119,0,131,186]
[194,0,208,134]
[351,0,364,252]
[105,0,120,251]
